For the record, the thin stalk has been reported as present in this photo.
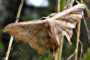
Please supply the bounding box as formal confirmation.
[16,0,24,23]
[75,21,81,60]
[57,0,60,12]
[4,36,14,60]
[59,35,64,60]
[55,35,64,60]
[56,0,67,60]
[83,17,90,41]
[59,0,66,11]
[56,1,61,60]
[4,0,24,60]
[57,0,66,12]
[75,0,83,60]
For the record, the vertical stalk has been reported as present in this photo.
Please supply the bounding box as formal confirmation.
[4,0,24,60]
[58,35,64,60]
[75,0,83,60]
[4,36,14,60]
[55,0,66,60]
[75,21,81,60]
[57,0,60,12]
[55,1,61,60]
[55,34,64,60]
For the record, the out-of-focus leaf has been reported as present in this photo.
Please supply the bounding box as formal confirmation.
[83,49,90,60]
[0,41,4,49]
[60,0,66,11]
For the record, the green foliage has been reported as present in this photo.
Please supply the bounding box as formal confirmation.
[21,16,33,21]
[9,42,51,60]
[0,41,4,49]
[39,53,51,60]
[60,0,66,11]
[83,49,90,60]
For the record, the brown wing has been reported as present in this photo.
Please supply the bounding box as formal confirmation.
[3,20,59,54]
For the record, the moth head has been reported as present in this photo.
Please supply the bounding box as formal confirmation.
[3,23,18,36]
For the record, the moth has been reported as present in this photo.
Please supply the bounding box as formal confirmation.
[3,4,85,57]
